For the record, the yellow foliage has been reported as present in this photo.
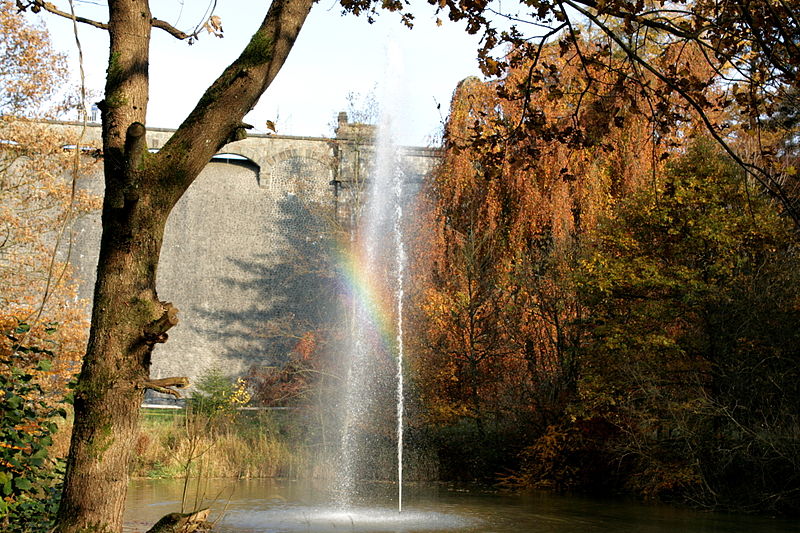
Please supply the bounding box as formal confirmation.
[228,378,252,407]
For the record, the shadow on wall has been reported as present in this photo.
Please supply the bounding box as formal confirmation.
[193,192,345,372]
[146,150,353,403]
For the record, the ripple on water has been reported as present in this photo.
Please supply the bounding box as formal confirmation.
[220,505,477,532]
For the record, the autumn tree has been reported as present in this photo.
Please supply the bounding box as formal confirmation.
[0,5,100,529]
[413,34,668,439]
[409,27,760,481]
[573,139,800,511]
[0,2,97,390]
[420,226,511,428]
[422,0,800,223]
[422,38,799,506]
[0,2,65,114]
[0,119,100,383]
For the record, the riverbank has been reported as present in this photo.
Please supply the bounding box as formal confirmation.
[126,406,799,519]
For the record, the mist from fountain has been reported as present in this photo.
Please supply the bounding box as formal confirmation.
[337,53,405,511]
[336,42,407,512]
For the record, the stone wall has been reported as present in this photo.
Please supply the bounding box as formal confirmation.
[53,118,438,390]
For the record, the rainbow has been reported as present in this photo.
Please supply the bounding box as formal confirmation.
[334,240,401,361]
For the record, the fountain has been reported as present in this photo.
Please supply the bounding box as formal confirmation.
[246,102,475,529]
[274,43,472,531]
[337,87,407,512]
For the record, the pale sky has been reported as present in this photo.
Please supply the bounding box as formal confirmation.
[36,1,484,146]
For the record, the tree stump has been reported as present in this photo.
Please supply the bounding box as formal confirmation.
[145,509,211,533]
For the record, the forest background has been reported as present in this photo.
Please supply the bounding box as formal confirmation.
[1,0,799,530]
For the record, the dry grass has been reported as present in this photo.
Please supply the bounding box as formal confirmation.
[129,409,314,479]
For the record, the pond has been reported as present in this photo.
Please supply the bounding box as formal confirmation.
[124,478,796,532]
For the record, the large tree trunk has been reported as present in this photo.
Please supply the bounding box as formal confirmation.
[55,0,315,531]
[56,2,156,531]
[56,195,172,531]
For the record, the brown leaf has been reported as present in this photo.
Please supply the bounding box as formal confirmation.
[203,15,223,38]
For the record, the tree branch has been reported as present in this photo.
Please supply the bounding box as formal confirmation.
[143,302,179,344]
[153,0,315,205]
[563,0,800,228]
[19,1,108,30]
[124,122,146,173]
[146,509,210,533]
[139,377,190,398]
[150,18,196,41]
[18,2,209,41]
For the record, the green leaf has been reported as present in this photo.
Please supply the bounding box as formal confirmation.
[14,477,33,491]
[31,448,48,460]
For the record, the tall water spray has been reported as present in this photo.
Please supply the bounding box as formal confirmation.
[391,118,406,514]
[337,43,407,513]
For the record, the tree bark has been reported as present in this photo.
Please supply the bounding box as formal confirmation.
[54,0,315,531]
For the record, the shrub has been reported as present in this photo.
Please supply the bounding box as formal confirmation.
[1,325,68,532]
[189,368,250,422]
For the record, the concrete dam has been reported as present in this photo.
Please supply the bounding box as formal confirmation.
[56,116,438,392]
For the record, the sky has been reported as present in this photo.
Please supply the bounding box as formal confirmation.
[36,0,485,146]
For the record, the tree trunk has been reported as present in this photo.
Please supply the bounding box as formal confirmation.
[54,0,315,530]
[56,2,156,531]
[56,202,172,531]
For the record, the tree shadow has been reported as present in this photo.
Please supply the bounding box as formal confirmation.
[191,191,346,378]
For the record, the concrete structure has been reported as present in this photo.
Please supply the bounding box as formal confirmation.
[52,117,438,390]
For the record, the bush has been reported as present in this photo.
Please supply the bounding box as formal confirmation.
[189,368,250,422]
[499,420,622,494]
[1,326,68,532]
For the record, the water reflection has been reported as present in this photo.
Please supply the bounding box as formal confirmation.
[124,479,796,533]
[223,507,474,532]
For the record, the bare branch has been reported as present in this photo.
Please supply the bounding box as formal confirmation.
[150,17,195,41]
[139,376,190,398]
[20,0,108,30]
[18,2,210,41]
[143,302,179,344]
[562,0,800,227]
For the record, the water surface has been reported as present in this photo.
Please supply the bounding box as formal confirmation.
[124,478,796,533]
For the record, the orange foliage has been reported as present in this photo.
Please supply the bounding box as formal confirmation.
[409,34,695,430]
[0,0,67,114]
[0,5,100,392]
[246,331,324,406]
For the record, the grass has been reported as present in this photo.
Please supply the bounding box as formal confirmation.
[129,408,315,480]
